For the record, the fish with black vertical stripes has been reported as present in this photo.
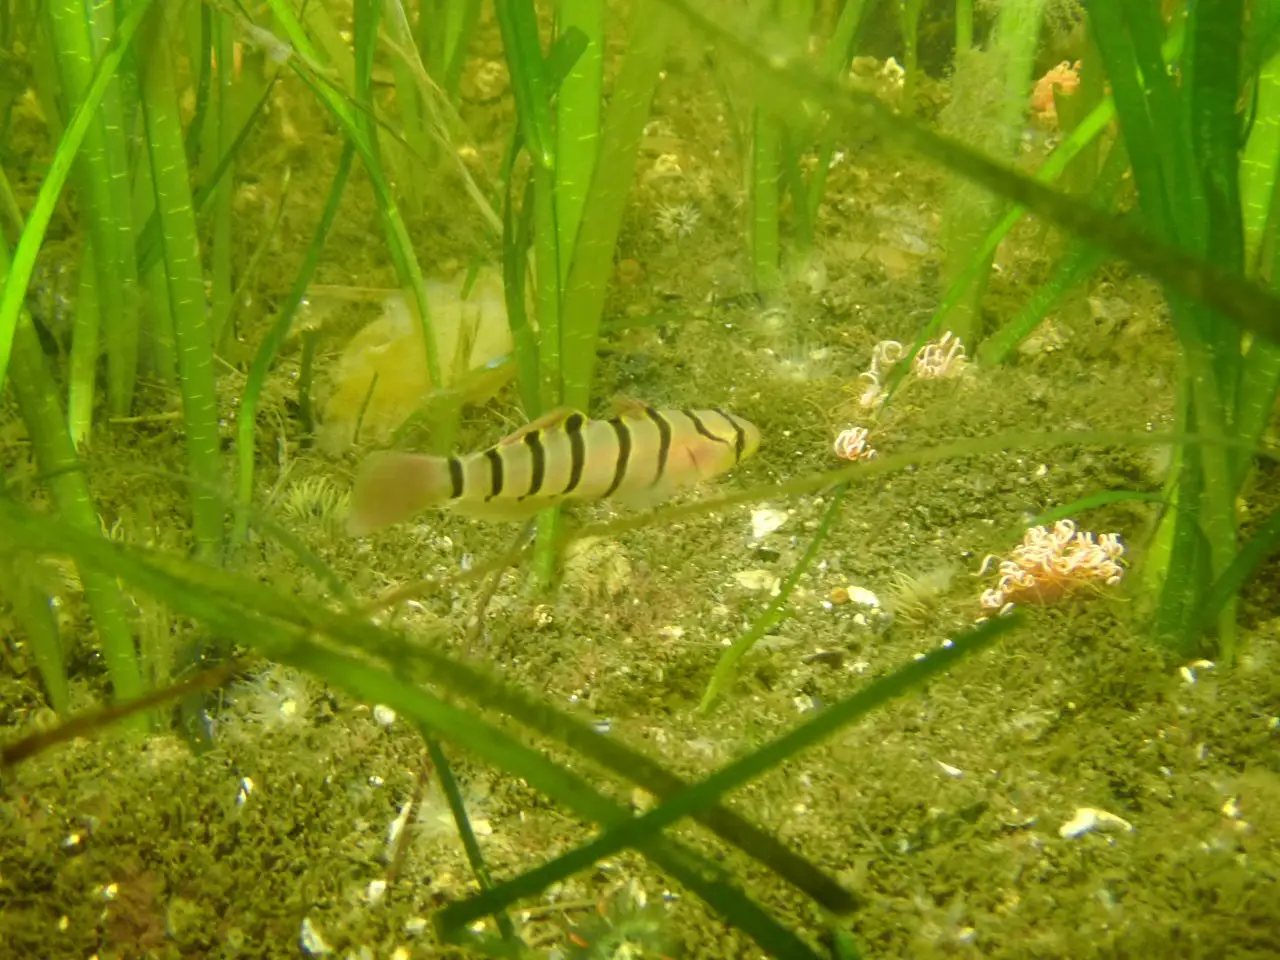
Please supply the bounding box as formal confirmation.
[345,401,761,535]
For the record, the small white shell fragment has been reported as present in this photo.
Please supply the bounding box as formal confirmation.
[734,569,781,594]
[403,917,428,936]
[368,775,385,787]
[365,879,388,904]
[471,818,494,837]
[236,777,254,806]
[1180,659,1216,685]
[62,833,82,850]
[99,883,119,901]
[387,801,414,847]
[1221,797,1241,820]
[1059,807,1133,839]
[299,917,334,956]
[845,586,880,608]
[751,507,788,539]
[935,760,964,779]
[657,625,685,639]
[391,948,411,960]
[373,704,397,727]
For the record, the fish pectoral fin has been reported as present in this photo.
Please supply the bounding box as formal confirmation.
[497,407,585,446]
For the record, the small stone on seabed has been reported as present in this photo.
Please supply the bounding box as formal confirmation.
[734,569,781,593]
[751,507,788,539]
[1059,807,1133,839]
[373,704,397,727]
[846,586,880,607]
[404,917,428,936]
[300,917,334,955]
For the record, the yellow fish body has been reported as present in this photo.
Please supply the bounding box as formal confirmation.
[346,404,761,535]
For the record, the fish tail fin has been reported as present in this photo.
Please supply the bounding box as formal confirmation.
[347,451,457,535]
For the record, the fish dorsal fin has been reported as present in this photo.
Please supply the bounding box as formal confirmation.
[609,396,655,420]
[497,407,585,446]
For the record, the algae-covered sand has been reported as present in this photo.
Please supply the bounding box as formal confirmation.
[3,18,1280,960]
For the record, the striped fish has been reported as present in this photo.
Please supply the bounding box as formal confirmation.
[346,403,761,535]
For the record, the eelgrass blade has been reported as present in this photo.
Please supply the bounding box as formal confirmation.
[560,0,669,410]
[438,615,1018,934]
[502,163,541,415]
[978,240,1107,365]
[263,0,442,387]
[658,0,1280,345]
[139,7,225,560]
[136,80,278,277]
[907,97,1124,376]
[234,143,355,541]
[423,738,518,943]
[323,615,855,913]
[1185,504,1280,642]
[0,501,825,960]
[701,483,847,712]
[0,546,69,716]
[555,0,603,286]
[1154,412,1210,654]
[206,10,241,352]
[493,0,556,170]
[67,242,100,446]
[1,662,240,769]
[0,0,156,399]
[43,0,141,419]
[0,235,143,711]
[1235,54,1280,480]
[751,109,782,291]
[1022,490,1168,531]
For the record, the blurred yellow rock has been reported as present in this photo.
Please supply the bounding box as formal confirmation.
[319,268,513,453]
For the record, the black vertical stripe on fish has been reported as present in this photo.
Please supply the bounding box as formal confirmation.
[484,448,504,501]
[562,412,587,495]
[715,408,748,462]
[644,405,673,486]
[683,408,729,446]
[448,457,465,499]
[603,417,633,497]
[523,430,546,498]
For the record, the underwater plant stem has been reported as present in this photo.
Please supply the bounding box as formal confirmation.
[234,146,354,541]
[0,237,144,713]
[67,242,100,447]
[208,13,235,349]
[264,0,441,390]
[559,0,669,410]
[751,108,782,291]
[956,0,973,52]
[351,0,442,392]
[898,0,924,115]
[0,0,154,404]
[554,0,604,288]
[422,738,519,942]
[445,615,1017,937]
[43,0,141,420]
[139,5,225,561]
[701,484,847,713]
